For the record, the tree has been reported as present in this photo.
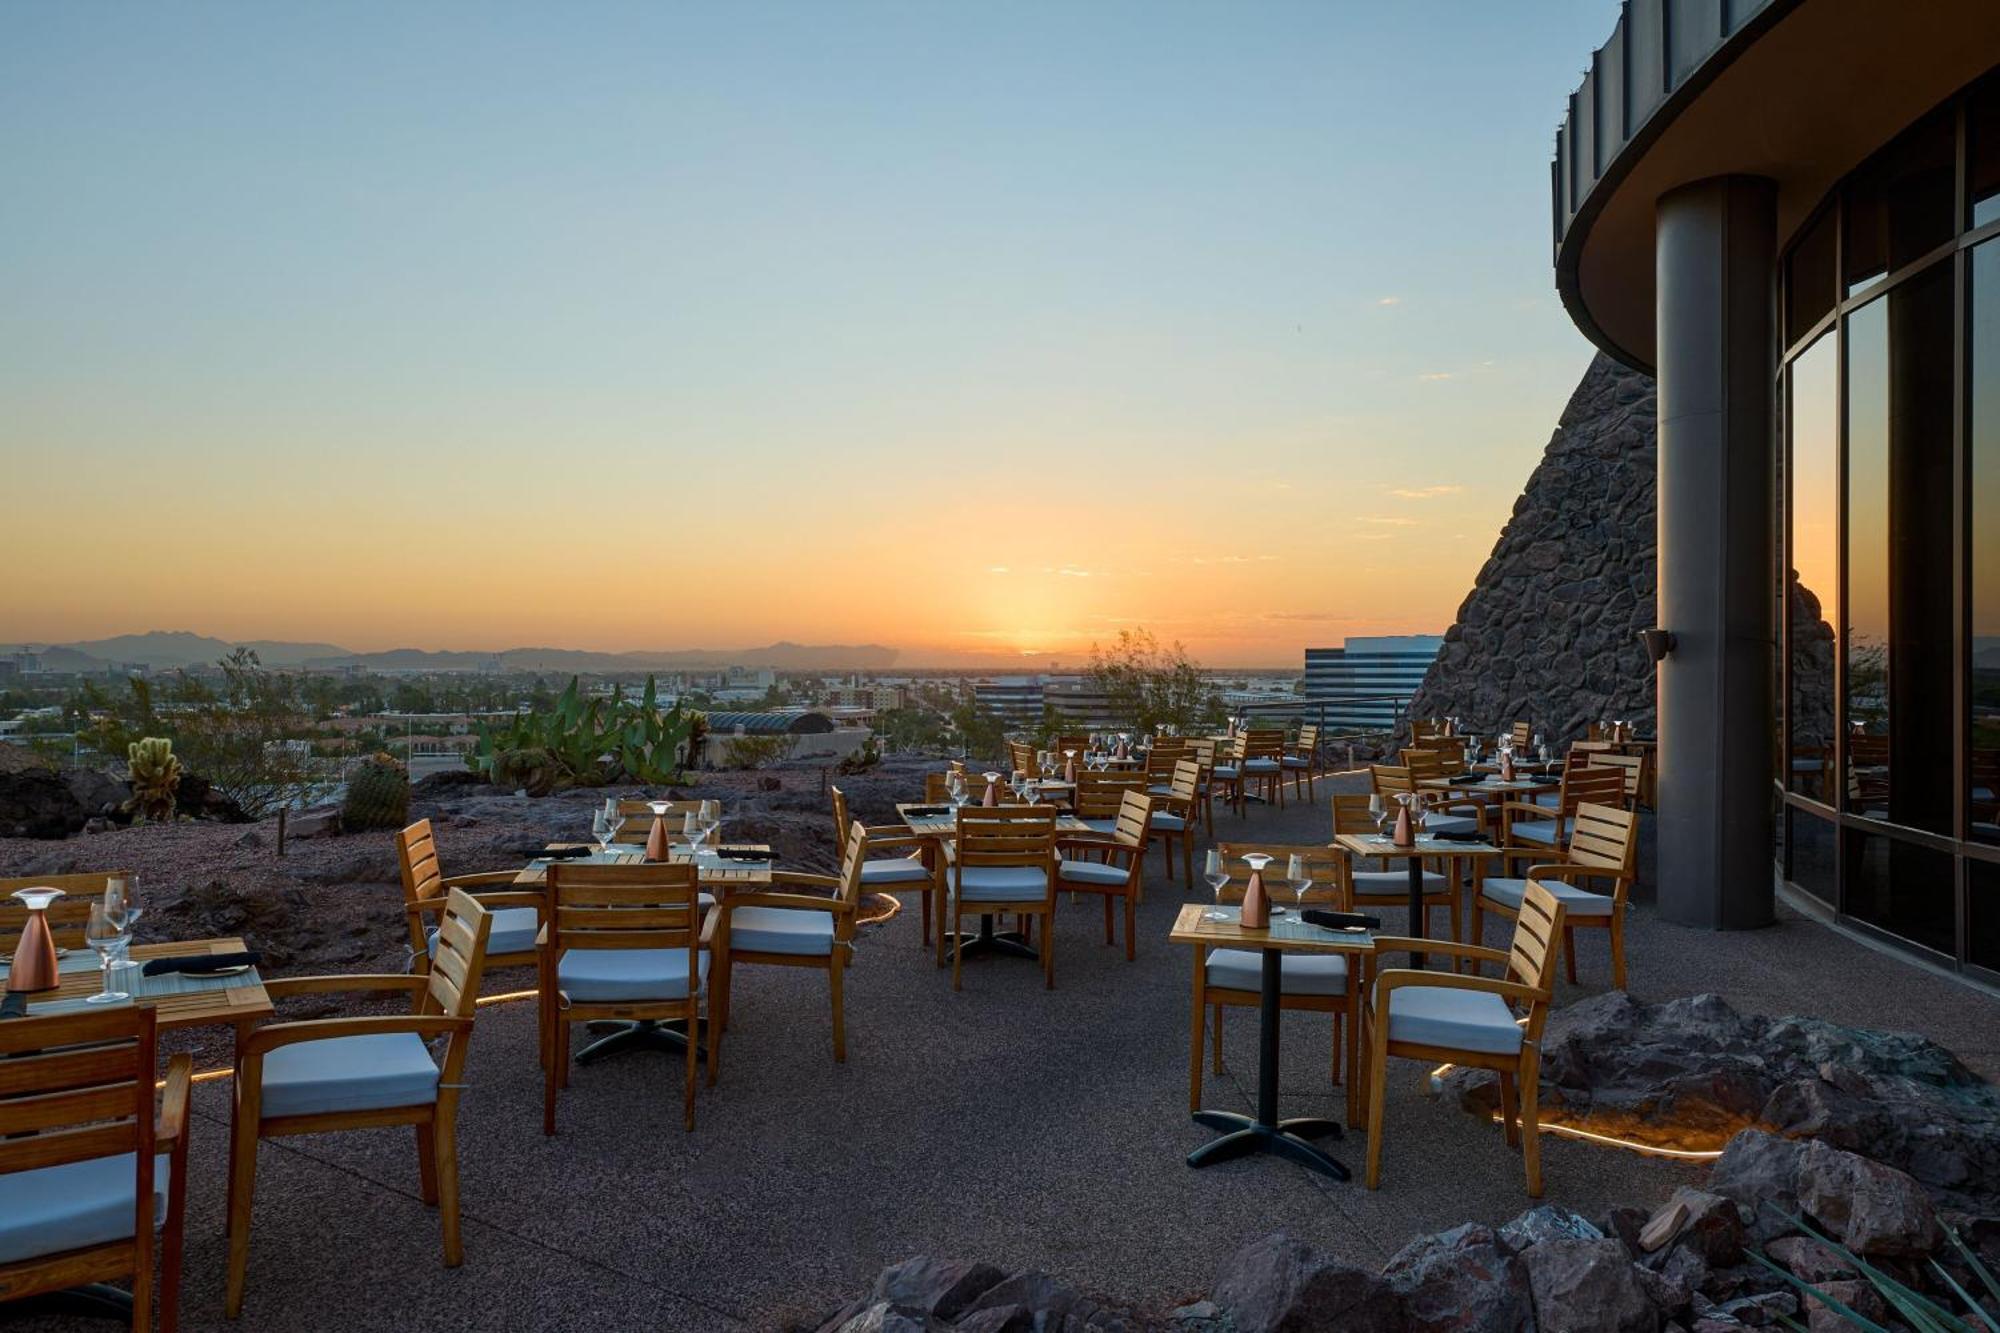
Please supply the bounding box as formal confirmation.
[949,701,1008,764]
[1085,629,1221,735]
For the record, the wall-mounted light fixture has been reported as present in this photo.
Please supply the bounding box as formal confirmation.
[1639,628,1677,664]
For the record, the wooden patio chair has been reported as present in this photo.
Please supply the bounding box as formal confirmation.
[1369,764,1484,837]
[1589,751,1648,810]
[1510,721,1533,748]
[1331,792,1460,943]
[1411,718,1445,741]
[226,890,495,1316]
[1146,759,1200,884]
[1006,739,1039,779]
[831,785,936,946]
[1241,729,1288,810]
[1364,880,1569,1196]
[1472,802,1639,988]
[711,819,864,1064]
[0,871,130,951]
[1182,736,1221,830]
[1071,769,1146,836]
[1144,738,1189,794]
[1212,736,1248,817]
[0,1007,190,1333]
[539,863,708,1134]
[1495,766,1627,872]
[1190,843,1356,1117]
[948,805,1058,991]
[612,798,703,843]
[1283,724,1325,801]
[1054,790,1151,960]
[397,819,541,982]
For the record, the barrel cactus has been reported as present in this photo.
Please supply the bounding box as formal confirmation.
[341,753,410,831]
[125,737,182,823]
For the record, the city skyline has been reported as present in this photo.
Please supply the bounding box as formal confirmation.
[2,2,1612,666]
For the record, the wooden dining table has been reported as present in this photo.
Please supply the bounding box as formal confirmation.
[1333,832,1504,969]
[897,803,1094,960]
[1171,904,1376,1181]
[9,936,272,1033]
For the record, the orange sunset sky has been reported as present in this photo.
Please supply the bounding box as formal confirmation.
[1,4,1612,668]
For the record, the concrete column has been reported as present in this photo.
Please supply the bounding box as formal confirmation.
[1654,175,1777,930]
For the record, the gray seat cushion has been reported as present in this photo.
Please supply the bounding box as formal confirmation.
[260,1032,440,1118]
[955,865,1049,903]
[1146,784,1174,796]
[1529,791,1559,808]
[0,1152,172,1266]
[1422,813,1478,836]
[1350,869,1446,894]
[1150,812,1187,831]
[728,905,834,956]
[429,905,538,958]
[1057,859,1129,887]
[1243,758,1281,773]
[1212,765,1240,779]
[1282,756,1311,769]
[558,948,709,1003]
[860,857,931,886]
[1480,876,1615,917]
[1508,819,1562,846]
[1206,948,1347,996]
[1385,985,1523,1055]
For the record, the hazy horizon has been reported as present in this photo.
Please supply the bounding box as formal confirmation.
[3,2,1612,668]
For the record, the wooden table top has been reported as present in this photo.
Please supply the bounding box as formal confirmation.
[1420,776,1558,795]
[1169,903,1377,955]
[896,804,1095,837]
[513,844,775,886]
[19,937,271,1029]
[1333,832,1505,860]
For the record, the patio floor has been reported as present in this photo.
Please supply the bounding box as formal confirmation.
[10,773,2000,1331]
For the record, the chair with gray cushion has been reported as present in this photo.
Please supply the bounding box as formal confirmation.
[399,818,542,979]
[831,785,937,947]
[1054,790,1152,961]
[1364,880,1569,1197]
[226,890,494,1318]
[0,1006,191,1333]
[711,820,865,1067]
[539,863,707,1134]
[1240,729,1289,811]
[1146,759,1201,883]
[1495,765,1627,875]
[1332,792,1464,942]
[1475,802,1638,988]
[1283,724,1326,802]
[1190,842,1360,1123]
[949,804,1058,990]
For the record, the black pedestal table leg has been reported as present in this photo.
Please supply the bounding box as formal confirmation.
[1406,855,1427,970]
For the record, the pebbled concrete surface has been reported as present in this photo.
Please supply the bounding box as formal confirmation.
[7,772,1996,1332]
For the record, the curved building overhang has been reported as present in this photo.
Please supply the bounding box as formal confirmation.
[1553,0,2000,373]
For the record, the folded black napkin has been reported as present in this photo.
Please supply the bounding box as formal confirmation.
[142,951,260,978]
[715,848,772,862]
[904,805,950,817]
[1448,774,1485,785]
[541,845,593,860]
[1429,829,1485,844]
[1301,909,1381,931]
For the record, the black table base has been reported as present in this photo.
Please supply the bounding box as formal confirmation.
[4,1284,133,1322]
[1406,854,1429,969]
[943,913,1039,962]
[1188,947,1351,1180]
[574,1017,705,1064]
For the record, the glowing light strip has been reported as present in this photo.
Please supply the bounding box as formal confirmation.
[1430,1063,1725,1162]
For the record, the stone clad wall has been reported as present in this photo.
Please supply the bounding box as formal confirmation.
[1406,353,1660,745]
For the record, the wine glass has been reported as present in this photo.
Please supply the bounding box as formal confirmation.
[948,773,968,809]
[83,902,130,1005]
[682,810,704,855]
[103,876,138,972]
[592,809,615,859]
[699,800,721,848]
[1203,849,1230,919]
[1286,853,1312,914]
[1368,792,1389,837]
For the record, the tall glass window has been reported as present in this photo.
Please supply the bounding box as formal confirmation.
[1845,298,1890,813]
[1974,239,2000,848]
[1788,335,1838,799]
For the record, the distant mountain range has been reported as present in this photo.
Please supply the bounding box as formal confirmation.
[2,631,900,673]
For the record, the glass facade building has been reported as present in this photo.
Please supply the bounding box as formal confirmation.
[1777,72,2000,975]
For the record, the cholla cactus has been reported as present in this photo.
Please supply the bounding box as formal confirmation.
[126,737,182,823]
[341,752,410,831]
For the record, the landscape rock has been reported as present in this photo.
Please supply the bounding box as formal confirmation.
[1208,1231,1403,1332]
[827,1302,937,1333]
[869,1258,1007,1323]
[1519,1238,1661,1333]
[0,767,86,838]
[1498,1205,1602,1253]
[285,807,341,839]
[1802,1279,1886,1333]
[1763,1237,1853,1284]
[1382,1222,1533,1331]
[62,766,130,818]
[1644,1188,1743,1268]
[1795,1138,1941,1256]
[1599,1204,1651,1258]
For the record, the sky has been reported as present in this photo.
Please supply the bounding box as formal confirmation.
[1,1,1617,668]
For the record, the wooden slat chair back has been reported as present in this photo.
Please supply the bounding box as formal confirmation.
[1474,801,1640,989]
[1428,736,1469,768]
[611,799,704,844]
[1191,840,1362,1125]
[1400,749,1453,782]
[1370,763,1417,796]
[1331,792,1461,939]
[225,890,494,1316]
[1588,752,1647,808]
[924,771,955,803]
[1071,770,1146,822]
[951,762,1010,803]
[1054,791,1152,961]
[0,872,129,952]
[1411,718,1444,740]
[1006,740,1041,779]
[397,820,542,982]
[832,784,936,947]
[1141,759,1202,884]
[1365,881,1567,1196]
[0,1005,190,1330]
[1239,729,1288,809]
[542,863,706,1132]
[1052,736,1092,760]
[948,805,1058,990]
[1511,721,1533,748]
[1145,739,1189,781]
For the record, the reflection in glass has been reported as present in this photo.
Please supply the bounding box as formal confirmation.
[1845,829,1955,956]
[1788,336,1837,798]
[1973,72,2000,231]
[1975,241,2000,845]
[1973,858,2000,974]
[1845,297,1890,816]
[1790,808,1836,906]
[1843,110,1956,295]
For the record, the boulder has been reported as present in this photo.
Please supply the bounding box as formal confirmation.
[1794,1139,1941,1256]
[1519,1238,1662,1333]
[1209,1231,1404,1332]
[62,766,130,819]
[0,767,85,838]
[1802,1279,1887,1333]
[824,1302,936,1333]
[1498,1205,1603,1253]
[867,1257,1005,1322]
[1708,1131,1806,1231]
[1763,1237,1853,1284]
[1382,1222,1533,1331]
[1640,1189,1743,1267]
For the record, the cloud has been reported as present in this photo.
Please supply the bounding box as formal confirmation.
[987,565,1010,574]
[1360,516,1419,527]
[1387,485,1465,500]
[1418,371,1455,382]
[1261,611,1361,623]
[1376,296,1403,307]
[1057,567,1091,578]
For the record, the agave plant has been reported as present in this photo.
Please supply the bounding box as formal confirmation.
[1751,1207,2000,1332]
[125,736,182,823]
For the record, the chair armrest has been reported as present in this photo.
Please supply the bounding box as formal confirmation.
[412,890,544,916]
[441,870,524,889]
[863,826,925,846]
[1366,936,1512,966]
[265,973,430,1000]
[156,1053,193,1150]
[1494,801,1554,819]
[725,892,851,914]
[1375,967,1547,1007]
[241,1013,468,1058]
[1524,863,1608,883]
[770,871,840,890]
